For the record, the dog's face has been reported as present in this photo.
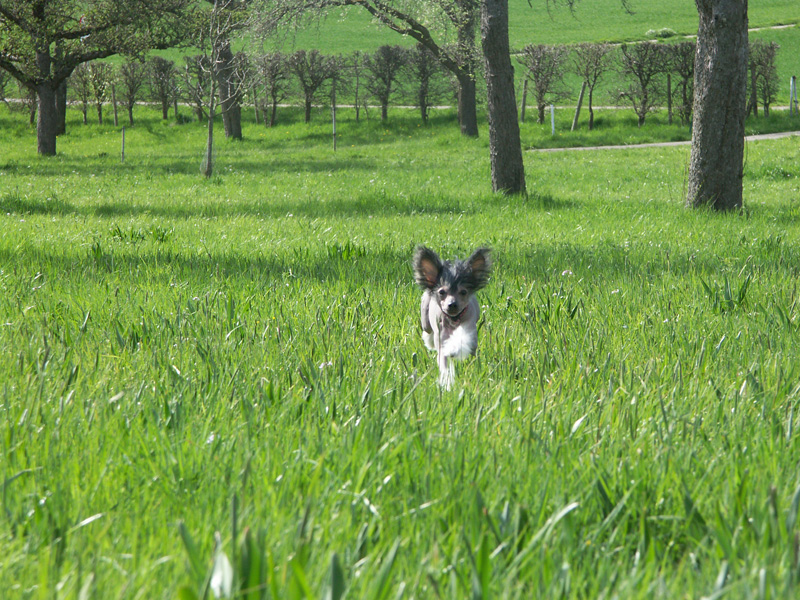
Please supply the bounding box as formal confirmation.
[413,246,491,318]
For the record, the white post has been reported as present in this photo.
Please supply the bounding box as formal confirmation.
[571,81,587,131]
[551,104,555,136]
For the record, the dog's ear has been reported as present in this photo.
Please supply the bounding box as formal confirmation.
[466,247,492,290]
[413,246,441,289]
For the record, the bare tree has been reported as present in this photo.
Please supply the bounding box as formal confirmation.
[667,41,695,126]
[289,49,333,123]
[70,64,92,125]
[687,0,748,211]
[365,45,407,122]
[150,57,178,120]
[119,59,148,126]
[350,50,367,122]
[182,56,212,121]
[617,42,669,127]
[408,43,446,124]
[749,40,780,117]
[89,62,113,125]
[257,52,290,127]
[518,44,570,124]
[278,0,481,136]
[571,42,613,130]
[481,0,524,194]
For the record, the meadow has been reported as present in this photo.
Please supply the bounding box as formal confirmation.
[1,97,800,599]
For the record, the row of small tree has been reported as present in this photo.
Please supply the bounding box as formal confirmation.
[518,39,782,130]
[58,44,454,131]
[55,38,783,138]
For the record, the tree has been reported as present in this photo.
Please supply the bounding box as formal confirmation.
[687,0,748,211]
[285,0,481,136]
[350,50,367,121]
[518,44,570,124]
[150,57,179,120]
[257,52,289,127]
[70,63,92,125]
[289,49,333,123]
[89,62,113,125]
[571,42,613,130]
[201,0,250,140]
[617,42,669,127]
[481,0,524,194]
[0,0,192,155]
[667,41,695,126]
[181,55,212,121]
[749,40,779,117]
[119,59,148,126]
[365,45,407,122]
[408,43,446,124]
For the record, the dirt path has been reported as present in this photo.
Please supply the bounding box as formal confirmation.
[530,130,800,153]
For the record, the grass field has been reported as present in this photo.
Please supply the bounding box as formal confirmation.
[2,103,800,599]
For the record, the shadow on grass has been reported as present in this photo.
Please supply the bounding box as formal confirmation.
[0,189,572,219]
[3,219,796,290]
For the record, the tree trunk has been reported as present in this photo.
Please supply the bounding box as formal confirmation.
[97,101,103,125]
[128,104,135,126]
[162,100,170,120]
[588,87,595,130]
[457,73,479,137]
[56,80,67,136]
[216,42,242,140]
[35,49,57,156]
[687,0,748,211]
[381,101,388,122]
[537,103,545,124]
[304,97,312,123]
[481,0,525,195]
[112,84,119,127]
[37,83,58,156]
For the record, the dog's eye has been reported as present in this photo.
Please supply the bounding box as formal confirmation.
[438,289,446,297]
[459,290,467,296]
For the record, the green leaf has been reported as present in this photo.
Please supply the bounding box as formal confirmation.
[178,521,205,581]
[177,585,199,600]
[324,552,346,600]
[477,534,491,600]
[786,484,800,536]
[374,539,400,600]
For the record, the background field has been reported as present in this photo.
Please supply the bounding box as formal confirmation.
[2,100,800,598]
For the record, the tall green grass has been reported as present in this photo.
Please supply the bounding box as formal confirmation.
[1,105,800,599]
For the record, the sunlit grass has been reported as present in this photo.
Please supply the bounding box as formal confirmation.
[1,105,800,599]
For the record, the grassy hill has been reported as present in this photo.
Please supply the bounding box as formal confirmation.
[289,0,800,51]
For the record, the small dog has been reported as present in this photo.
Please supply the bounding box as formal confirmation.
[413,246,491,388]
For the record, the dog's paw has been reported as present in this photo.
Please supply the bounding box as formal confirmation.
[438,363,455,390]
[422,330,436,351]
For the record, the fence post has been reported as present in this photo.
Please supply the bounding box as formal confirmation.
[571,81,587,131]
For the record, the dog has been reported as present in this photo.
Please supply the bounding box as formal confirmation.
[413,246,491,389]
